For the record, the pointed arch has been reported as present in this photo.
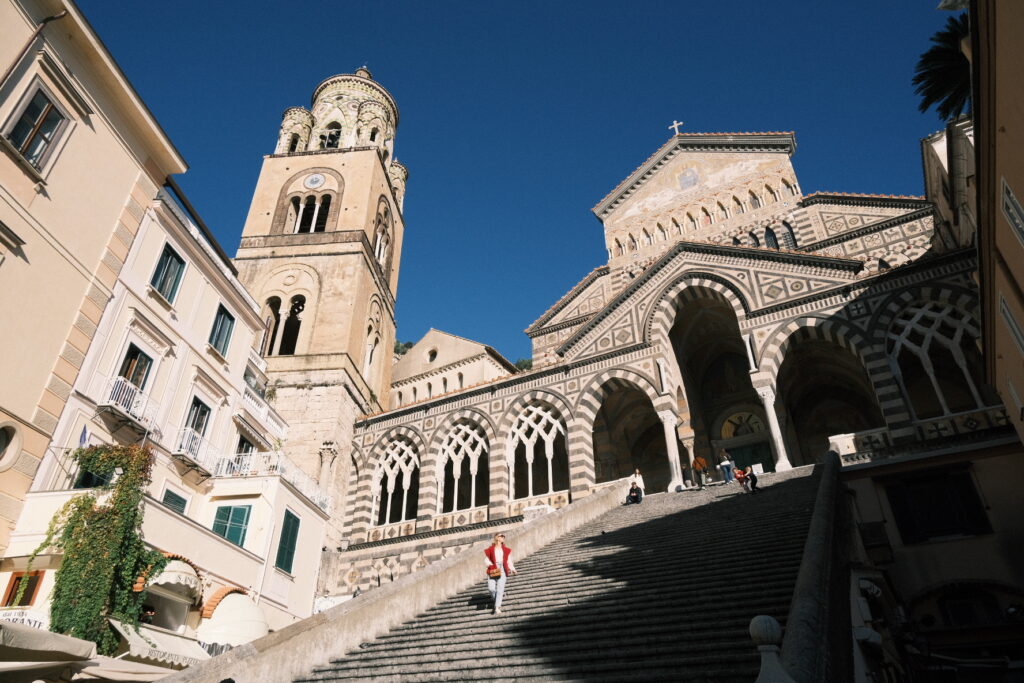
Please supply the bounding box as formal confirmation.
[764,227,779,250]
[687,213,698,231]
[717,202,729,220]
[749,190,762,209]
[644,273,752,348]
[732,196,744,214]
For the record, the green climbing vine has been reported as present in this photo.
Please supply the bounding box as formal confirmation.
[16,444,166,654]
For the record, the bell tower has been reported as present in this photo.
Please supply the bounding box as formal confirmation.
[234,68,408,543]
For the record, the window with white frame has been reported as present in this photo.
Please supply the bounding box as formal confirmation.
[372,437,420,526]
[150,245,186,303]
[439,421,490,514]
[3,88,68,170]
[508,401,569,500]
[209,305,234,357]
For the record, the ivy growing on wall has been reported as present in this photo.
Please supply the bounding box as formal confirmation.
[17,444,166,654]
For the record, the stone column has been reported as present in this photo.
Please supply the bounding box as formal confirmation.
[270,310,291,357]
[756,385,792,471]
[657,410,684,492]
[679,435,694,488]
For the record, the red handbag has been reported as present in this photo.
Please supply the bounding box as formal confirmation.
[486,564,501,578]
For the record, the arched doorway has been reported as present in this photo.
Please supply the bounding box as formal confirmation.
[776,335,885,465]
[592,381,671,491]
[667,291,774,473]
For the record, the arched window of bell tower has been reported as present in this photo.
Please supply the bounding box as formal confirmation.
[262,297,282,356]
[320,122,342,149]
[297,196,316,233]
[277,295,306,356]
[287,133,300,153]
[313,195,331,233]
[363,325,380,378]
[370,128,379,142]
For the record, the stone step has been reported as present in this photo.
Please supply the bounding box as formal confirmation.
[291,467,820,683]
[302,646,762,681]
[352,603,791,658]
[403,570,801,630]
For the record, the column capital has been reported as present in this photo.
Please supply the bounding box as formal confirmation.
[656,409,678,427]
[756,385,777,403]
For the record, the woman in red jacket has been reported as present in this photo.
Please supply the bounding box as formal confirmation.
[484,533,518,615]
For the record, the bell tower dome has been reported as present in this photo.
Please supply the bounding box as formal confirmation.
[233,69,408,545]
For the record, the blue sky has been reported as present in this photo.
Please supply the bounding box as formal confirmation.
[79,1,954,362]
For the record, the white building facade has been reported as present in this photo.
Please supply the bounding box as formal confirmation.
[0,189,329,669]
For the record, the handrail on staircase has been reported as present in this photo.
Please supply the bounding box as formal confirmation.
[752,450,843,683]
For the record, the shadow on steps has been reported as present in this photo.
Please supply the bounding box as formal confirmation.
[306,466,821,682]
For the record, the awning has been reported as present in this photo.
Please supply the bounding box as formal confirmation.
[195,592,269,646]
[108,619,209,669]
[232,413,272,451]
[0,655,173,681]
[0,619,95,661]
[148,559,202,604]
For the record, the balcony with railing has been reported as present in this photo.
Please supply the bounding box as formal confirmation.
[213,451,330,512]
[830,405,1013,466]
[96,375,159,434]
[237,385,287,441]
[173,427,220,474]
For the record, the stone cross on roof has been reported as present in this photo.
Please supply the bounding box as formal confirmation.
[668,120,685,135]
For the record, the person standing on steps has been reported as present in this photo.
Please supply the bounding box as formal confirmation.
[484,533,517,615]
[745,466,760,494]
[717,450,734,484]
[692,454,709,489]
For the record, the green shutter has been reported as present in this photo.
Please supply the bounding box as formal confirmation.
[275,511,301,573]
[162,490,188,515]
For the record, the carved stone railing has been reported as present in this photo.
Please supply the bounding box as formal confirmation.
[431,505,488,531]
[831,405,1011,466]
[239,386,287,440]
[247,345,267,373]
[506,490,571,518]
[366,518,417,543]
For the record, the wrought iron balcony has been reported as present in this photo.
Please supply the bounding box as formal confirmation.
[96,375,158,433]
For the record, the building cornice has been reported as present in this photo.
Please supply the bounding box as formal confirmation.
[799,206,936,252]
[593,132,797,220]
[799,192,930,210]
[525,265,609,335]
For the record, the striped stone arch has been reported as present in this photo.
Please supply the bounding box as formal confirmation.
[869,283,981,344]
[425,407,499,458]
[352,425,427,538]
[757,316,873,377]
[868,283,984,441]
[419,408,499,521]
[568,368,671,495]
[340,444,366,541]
[496,389,575,435]
[573,367,670,428]
[644,273,751,347]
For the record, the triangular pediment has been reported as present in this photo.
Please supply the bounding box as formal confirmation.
[593,133,797,224]
[392,329,512,383]
[556,242,863,361]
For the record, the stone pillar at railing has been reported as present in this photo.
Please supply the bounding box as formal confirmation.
[657,410,684,492]
[756,385,792,471]
[751,615,797,683]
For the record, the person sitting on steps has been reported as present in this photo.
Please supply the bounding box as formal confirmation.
[625,482,643,505]
[484,533,517,615]
[735,467,750,493]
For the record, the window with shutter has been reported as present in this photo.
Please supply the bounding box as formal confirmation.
[275,510,301,573]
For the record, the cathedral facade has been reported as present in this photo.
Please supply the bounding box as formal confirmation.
[234,73,1015,646]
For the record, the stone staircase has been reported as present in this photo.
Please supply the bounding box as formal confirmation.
[296,466,821,682]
